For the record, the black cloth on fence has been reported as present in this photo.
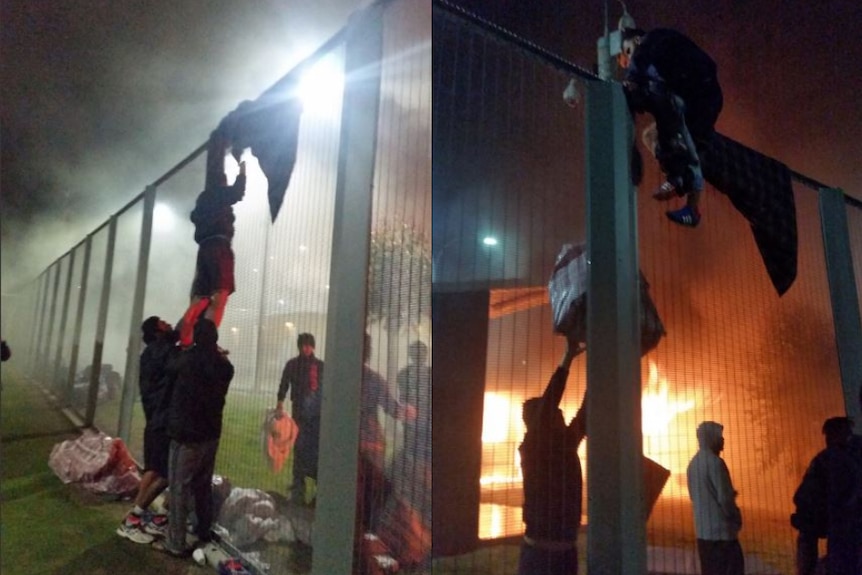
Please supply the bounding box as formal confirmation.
[206,93,303,223]
[700,132,798,296]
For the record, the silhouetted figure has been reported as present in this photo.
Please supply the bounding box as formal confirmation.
[161,319,234,557]
[686,421,744,575]
[518,336,586,575]
[178,162,246,347]
[358,333,416,533]
[1,339,10,362]
[117,316,179,545]
[621,27,723,228]
[275,332,324,504]
[793,416,862,575]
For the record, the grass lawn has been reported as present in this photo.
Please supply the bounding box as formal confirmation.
[0,366,205,575]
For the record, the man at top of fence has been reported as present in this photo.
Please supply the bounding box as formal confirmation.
[620,27,723,228]
[177,161,246,348]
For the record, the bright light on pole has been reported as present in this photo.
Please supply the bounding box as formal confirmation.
[299,57,344,117]
[483,236,498,246]
[153,203,175,233]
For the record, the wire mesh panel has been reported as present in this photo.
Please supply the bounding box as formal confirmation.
[91,203,143,437]
[358,0,432,572]
[432,4,852,575]
[53,245,85,406]
[847,200,862,343]
[433,3,589,572]
[70,228,108,420]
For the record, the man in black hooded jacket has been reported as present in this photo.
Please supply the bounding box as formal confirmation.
[518,336,587,575]
[620,27,723,228]
[159,319,234,557]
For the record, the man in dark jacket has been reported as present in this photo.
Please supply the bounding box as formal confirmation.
[160,319,234,557]
[792,416,862,575]
[518,336,587,575]
[275,332,324,504]
[621,28,723,228]
[178,161,246,347]
[117,316,179,545]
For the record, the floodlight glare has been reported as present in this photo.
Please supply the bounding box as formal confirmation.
[483,236,498,246]
[299,57,344,116]
[153,203,175,233]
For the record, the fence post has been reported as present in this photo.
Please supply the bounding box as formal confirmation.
[819,187,862,423]
[585,79,645,575]
[86,216,118,428]
[118,185,156,443]
[53,251,76,402]
[30,271,49,375]
[312,4,384,574]
[42,263,63,385]
[67,236,93,408]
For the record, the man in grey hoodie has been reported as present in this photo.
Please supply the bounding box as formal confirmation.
[686,421,744,575]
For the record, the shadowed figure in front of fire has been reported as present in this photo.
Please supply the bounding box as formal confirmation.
[518,334,587,575]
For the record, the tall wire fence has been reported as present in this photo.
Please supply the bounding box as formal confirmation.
[431,2,861,574]
[1,1,430,573]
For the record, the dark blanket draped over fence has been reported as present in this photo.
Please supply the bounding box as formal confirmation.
[701,132,798,296]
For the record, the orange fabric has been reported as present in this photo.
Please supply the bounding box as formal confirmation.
[267,414,299,473]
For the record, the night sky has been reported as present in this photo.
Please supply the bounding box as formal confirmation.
[2,0,861,296]
[0,0,365,295]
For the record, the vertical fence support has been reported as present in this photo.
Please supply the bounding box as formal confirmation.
[43,263,63,384]
[819,187,862,422]
[312,5,383,574]
[118,185,156,443]
[585,80,645,575]
[53,251,76,402]
[86,217,118,428]
[67,237,93,407]
[29,271,48,375]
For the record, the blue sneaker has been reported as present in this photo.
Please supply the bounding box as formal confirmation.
[666,205,701,228]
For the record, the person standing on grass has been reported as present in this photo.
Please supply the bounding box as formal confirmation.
[686,421,744,575]
[157,319,233,557]
[274,332,324,505]
[117,316,179,544]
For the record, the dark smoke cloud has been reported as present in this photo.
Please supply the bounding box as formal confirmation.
[0,0,364,294]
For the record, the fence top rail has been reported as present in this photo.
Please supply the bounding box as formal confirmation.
[433,0,854,200]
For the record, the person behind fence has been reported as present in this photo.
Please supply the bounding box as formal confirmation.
[792,416,862,575]
[177,161,246,348]
[117,316,180,545]
[620,27,723,228]
[686,421,744,575]
[156,319,234,557]
[396,340,431,467]
[517,334,587,575]
[274,332,323,505]
[358,333,416,535]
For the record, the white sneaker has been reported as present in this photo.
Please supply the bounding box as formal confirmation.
[116,523,155,544]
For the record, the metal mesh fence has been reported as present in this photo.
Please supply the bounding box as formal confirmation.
[431,3,860,575]
[2,1,431,573]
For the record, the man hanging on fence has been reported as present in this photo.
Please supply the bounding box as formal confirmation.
[620,27,723,228]
[117,316,179,545]
[517,334,587,575]
[177,161,246,348]
[275,332,324,505]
